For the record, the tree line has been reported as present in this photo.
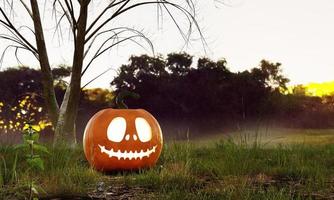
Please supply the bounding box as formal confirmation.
[112,53,334,133]
[0,53,333,138]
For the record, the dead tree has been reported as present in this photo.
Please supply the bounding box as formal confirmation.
[0,0,208,145]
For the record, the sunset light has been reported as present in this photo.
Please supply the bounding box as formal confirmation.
[304,82,334,97]
[1,1,334,199]
[289,81,334,97]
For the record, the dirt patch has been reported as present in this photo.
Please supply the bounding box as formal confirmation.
[40,185,152,200]
[88,185,154,200]
[250,174,334,200]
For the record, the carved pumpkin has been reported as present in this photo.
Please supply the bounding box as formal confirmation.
[83,108,163,171]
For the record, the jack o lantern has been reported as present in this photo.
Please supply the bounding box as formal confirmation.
[83,108,163,171]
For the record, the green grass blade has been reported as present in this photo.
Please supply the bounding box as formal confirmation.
[0,158,3,187]
[0,156,7,185]
[10,153,18,183]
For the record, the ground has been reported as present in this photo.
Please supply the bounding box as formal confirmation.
[1,128,334,199]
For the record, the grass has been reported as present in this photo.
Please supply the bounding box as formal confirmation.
[1,131,334,199]
[194,128,334,146]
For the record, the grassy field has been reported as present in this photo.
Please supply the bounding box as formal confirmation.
[1,129,334,199]
[195,128,334,146]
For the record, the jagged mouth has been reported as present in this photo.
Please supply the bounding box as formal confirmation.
[98,145,157,160]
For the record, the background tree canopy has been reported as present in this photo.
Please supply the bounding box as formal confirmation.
[111,53,334,135]
[0,53,334,139]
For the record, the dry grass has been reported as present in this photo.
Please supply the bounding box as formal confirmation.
[1,128,334,199]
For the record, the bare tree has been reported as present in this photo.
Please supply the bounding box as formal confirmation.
[0,0,208,145]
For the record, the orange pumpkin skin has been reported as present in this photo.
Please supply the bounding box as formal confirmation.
[83,109,163,171]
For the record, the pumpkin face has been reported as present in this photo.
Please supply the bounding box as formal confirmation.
[83,109,163,171]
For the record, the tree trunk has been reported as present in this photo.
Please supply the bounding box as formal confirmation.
[30,0,59,126]
[54,1,90,145]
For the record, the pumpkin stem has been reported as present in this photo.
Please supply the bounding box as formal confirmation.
[115,90,140,109]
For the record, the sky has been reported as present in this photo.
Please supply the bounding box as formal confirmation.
[0,0,334,88]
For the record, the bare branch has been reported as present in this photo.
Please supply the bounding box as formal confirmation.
[82,27,154,76]
[0,44,37,70]
[84,26,148,58]
[0,26,37,55]
[14,46,24,66]
[85,0,130,43]
[82,0,206,75]
[160,2,190,43]
[84,0,202,48]
[85,0,128,35]
[53,0,76,39]
[64,0,77,28]
[51,11,66,42]
[17,25,35,35]
[19,0,33,19]
[0,7,38,53]
[81,67,115,89]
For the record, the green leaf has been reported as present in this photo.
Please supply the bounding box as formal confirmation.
[33,144,50,155]
[26,140,34,145]
[27,156,44,171]
[31,132,39,142]
[23,132,39,143]
[14,143,29,151]
[23,134,30,143]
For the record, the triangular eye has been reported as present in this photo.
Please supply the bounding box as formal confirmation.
[107,117,126,142]
[135,117,152,142]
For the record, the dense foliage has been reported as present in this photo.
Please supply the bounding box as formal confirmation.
[0,53,334,138]
[0,66,112,136]
[111,53,334,132]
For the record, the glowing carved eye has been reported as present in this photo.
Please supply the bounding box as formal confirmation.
[135,117,152,142]
[107,117,126,142]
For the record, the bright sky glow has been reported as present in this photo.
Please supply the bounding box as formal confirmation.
[0,0,334,88]
[291,81,334,97]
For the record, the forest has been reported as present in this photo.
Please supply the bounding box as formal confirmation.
[1,52,333,141]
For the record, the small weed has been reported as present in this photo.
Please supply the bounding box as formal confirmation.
[15,123,50,200]
[0,132,334,199]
